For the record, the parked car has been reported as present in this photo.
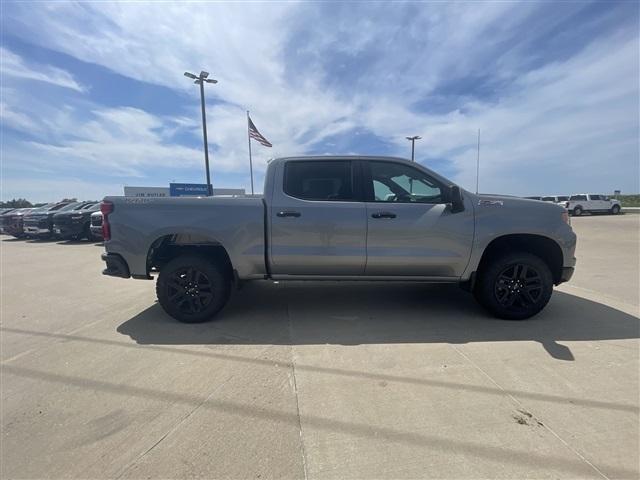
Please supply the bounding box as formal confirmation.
[90,211,103,240]
[23,202,84,238]
[541,195,569,204]
[101,156,576,322]
[0,208,34,237]
[53,203,101,241]
[565,194,621,216]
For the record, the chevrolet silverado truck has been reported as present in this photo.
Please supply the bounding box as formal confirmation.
[53,202,100,241]
[101,156,576,322]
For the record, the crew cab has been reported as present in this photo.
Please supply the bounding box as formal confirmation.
[565,194,621,216]
[101,156,576,322]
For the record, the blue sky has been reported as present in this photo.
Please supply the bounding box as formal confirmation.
[1,1,638,202]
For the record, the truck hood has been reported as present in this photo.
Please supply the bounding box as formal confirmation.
[54,210,90,219]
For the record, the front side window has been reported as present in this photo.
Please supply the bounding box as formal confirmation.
[557,196,569,202]
[370,161,443,203]
[284,161,354,201]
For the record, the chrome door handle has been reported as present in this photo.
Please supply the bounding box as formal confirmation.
[277,210,301,218]
[371,211,396,219]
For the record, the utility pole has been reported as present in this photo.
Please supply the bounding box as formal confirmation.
[405,135,421,162]
[184,70,218,196]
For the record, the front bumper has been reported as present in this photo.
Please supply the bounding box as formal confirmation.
[559,266,574,284]
[53,223,84,238]
[101,253,130,278]
[24,226,51,236]
[90,225,103,239]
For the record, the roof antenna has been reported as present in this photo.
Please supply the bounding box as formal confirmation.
[475,128,480,195]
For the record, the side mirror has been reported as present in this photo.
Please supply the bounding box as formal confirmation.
[448,185,465,213]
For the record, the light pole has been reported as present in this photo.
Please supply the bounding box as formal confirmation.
[405,135,421,162]
[184,70,218,196]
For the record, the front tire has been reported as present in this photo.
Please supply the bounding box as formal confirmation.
[474,252,553,320]
[611,204,621,215]
[156,254,231,323]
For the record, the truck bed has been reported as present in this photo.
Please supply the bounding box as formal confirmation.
[103,195,267,279]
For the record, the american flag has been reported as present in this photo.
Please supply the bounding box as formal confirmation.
[248,116,272,147]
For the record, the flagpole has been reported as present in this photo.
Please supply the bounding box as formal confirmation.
[475,128,480,195]
[247,110,254,195]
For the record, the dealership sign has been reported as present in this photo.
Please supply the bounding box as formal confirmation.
[170,183,210,197]
[123,186,170,197]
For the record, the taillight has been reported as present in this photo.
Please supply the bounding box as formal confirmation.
[100,201,114,240]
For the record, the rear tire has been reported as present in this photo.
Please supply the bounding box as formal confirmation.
[572,206,583,216]
[611,204,621,215]
[156,254,231,323]
[474,252,553,320]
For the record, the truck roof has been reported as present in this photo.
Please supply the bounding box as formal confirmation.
[271,155,410,164]
[269,155,455,187]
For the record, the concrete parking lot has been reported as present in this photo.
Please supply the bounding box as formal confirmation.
[1,215,638,479]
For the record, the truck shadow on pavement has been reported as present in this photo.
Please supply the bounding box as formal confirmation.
[117,282,639,361]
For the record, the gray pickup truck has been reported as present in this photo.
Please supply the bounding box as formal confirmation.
[101,156,576,322]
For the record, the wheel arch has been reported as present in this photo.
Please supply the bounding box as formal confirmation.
[146,233,233,277]
[476,234,564,284]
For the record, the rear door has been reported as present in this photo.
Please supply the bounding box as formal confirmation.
[269,159,367,275]
[363,160,474,277]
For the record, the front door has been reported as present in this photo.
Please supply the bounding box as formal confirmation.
[363,160,474,277]
[269,159,367,275]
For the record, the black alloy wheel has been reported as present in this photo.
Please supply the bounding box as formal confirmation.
[156,254,231,323]
[474,252,553,320]
[494,263,543,309]
[166,266,214,315]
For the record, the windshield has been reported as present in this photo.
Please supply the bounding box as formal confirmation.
[58,202,84,212]
[55,202,80,212]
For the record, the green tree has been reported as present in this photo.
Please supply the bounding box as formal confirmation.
[0,198,33,208]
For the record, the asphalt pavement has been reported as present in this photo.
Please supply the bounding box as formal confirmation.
[1,214,638,479]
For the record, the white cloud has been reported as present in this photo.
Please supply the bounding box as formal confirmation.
[1,2,638,197]
[1,47,85,92]
[2,106,209,177]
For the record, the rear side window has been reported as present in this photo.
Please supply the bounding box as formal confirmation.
[284,161,354,201]
[590,194,601,200]
[570,195,587,201]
